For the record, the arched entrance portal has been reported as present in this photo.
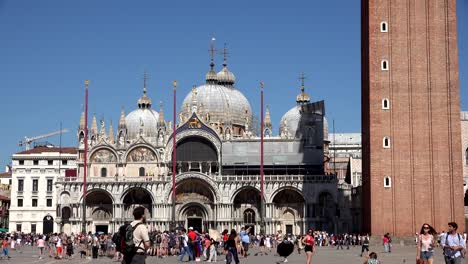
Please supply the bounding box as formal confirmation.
[181,204,207,232]
[272,188,305,235]
[122,188,153,219]
[85,190,113,233]
[233,187,261,234]
[43,215,54,234]
[175,178,215,231]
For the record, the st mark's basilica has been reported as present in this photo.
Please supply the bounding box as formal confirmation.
[54,46,359,236]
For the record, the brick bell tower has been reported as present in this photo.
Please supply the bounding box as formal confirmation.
[361,0,464,236]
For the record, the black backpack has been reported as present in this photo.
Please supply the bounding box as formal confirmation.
[119,223,143,255]
[112,232,121,251]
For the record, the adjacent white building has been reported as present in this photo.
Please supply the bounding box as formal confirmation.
[461,112,468,230]
[9,146,77,234]
[328,133,362,187]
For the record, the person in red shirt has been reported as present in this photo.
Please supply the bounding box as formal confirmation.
[187,227,197,259]
[302,229,315,264]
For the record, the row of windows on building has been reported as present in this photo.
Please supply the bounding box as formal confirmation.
[99,167,147,177]
[16,223,36,233]
[17,179,53,192]
[17,198,52,207]
[17,160,69,166]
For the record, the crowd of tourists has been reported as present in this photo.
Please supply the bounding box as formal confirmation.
[0,210,465,264]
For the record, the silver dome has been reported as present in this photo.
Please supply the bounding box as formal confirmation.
[125,108,159,140]
[279,105,326,139]
[279,106,302,137]
[181,84,252,128]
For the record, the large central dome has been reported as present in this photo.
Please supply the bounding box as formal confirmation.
[181,83,252,129]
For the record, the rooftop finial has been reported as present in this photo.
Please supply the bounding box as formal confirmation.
[222,43,229,68]
[143,70,148,95]
[209,36,216,69]
[296,72,311,104]
[299,72,306,93]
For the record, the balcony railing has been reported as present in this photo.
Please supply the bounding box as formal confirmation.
[58,173,337,184]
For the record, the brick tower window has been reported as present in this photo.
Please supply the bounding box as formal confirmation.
[380,22,388,32]
[381,60,389,71]
[384,176,391,188]
[383,137,391,148]
[465,148,468,165]
[382,98,390,110]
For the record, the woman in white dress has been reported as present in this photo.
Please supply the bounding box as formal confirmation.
[265,235,272,253]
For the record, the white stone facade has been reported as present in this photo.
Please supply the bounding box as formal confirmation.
[9,148,77,234]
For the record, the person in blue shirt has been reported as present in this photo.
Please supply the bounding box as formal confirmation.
[441,222,466,264]
[239,226,252,258]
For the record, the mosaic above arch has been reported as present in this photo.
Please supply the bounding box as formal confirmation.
[127,147,158,162]
[91,149,117,163]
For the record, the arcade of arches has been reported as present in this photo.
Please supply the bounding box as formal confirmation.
[56,181,336,235]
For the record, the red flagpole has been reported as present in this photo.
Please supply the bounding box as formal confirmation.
[260,82,265,233]
[172,81,177,227]
[82,80,89,234]
[260,82,264,201]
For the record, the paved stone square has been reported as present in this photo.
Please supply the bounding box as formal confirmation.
[0,244,453,264]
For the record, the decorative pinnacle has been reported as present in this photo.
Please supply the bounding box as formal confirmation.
[260,81,264,90]
[222,43,229,67]
[299,72,306,92]
[209,36,216,69]
[143,70,149,94]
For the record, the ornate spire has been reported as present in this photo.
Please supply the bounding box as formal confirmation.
[119,107,126,128]
[100,117,106,138]
[206,37,218,84]
[138,71,152,109]
[158,101,165,127]
[108,120,114,144]
[91,113,98,134]
[264,105,272,128]
[79,111,85,130]
[296,72,311,104]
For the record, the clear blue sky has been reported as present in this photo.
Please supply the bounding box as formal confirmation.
[0,0,467,168]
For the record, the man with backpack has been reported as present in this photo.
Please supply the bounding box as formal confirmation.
[441,222,466,264]
[121,207,150,264]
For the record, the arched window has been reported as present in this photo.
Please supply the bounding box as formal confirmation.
[380,21,388,32]
[244,209,255,224]
[383,137,391,148]
[381,60,389,71]
[100,168,107,177]
[139,167,145,177]
[384,176,392,188]
[464,189,468,206]
[465,148,468,165]
[382,98,390,110]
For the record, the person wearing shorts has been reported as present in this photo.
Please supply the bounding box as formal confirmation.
[302,229,315,264]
